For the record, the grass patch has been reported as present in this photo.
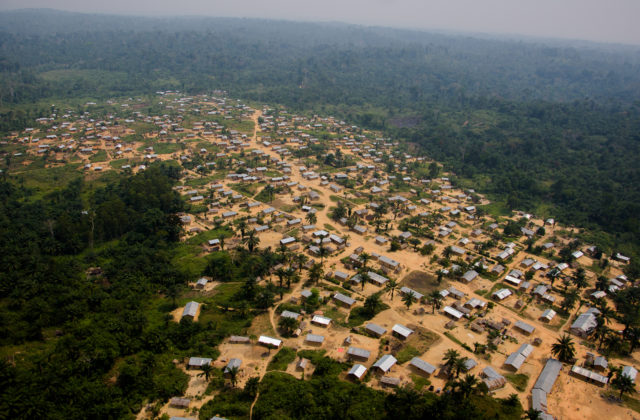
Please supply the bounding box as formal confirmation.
[267,347,297,371]
[323,223,336,231]
[443,332,472,352]
[401,270,444,295]
[89,149,108,162]
[505,373,529,392]
[410,374,431,391]
[396,345,421,364]
[185,226,234,246]
[602,391,640,414]
[109,158,130,169]
[347,303,390,328]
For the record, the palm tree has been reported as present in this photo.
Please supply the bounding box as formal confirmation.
[198,363,214,382]
[359,252,371,271]
[596,276,609,292]
[219,235,226,250]
[385,279,398,300]
[523,408,543,420]
[443,349,461,378]
[453,357,468,378]
[308,263,324,285]
[364,293,382,317]
[428,290,443,314]
[294,253,308,273]
[612,372,636,399]
[227,365,240,388]
[402,291,417,309]
[551,334,576,363]
[243,231,260,252]
[305,212,317,225]
[237,219,248,239]
[442,246,454,260]
[318,245,329,265]
[275,267,287,289]
[459,373,479,397]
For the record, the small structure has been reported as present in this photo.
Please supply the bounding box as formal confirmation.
[224,358,242,374]
[373,354,397,373]
[305,334,325,345]
[443,306,464,320]
[570,365,608,386]
[229,335,250,344]
[281,310,301,320]
[347,346,371,361]
[380,376,401,387]
[187,357,212,369]
[492,288,512,301]
[182,301,200,318]
[539,309,556,322]
[333,292,356,307]
[409,357,436,376]
[622,366,638,383]
[392,324,414,339]
[169,397,190,409]
[514,320,536,335]
[365,323,387,337]
[258,335,282,348]
[311,315,332,327]
[348,364,367,380]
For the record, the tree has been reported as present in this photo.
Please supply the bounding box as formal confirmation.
[443,349,460,378]
[359,252,371,270]
[198,363,214,382]
[244,231,260,252]
[523,408,543,420]
[551,334,576,363]
[237,219,247,239]
[453,357,467,378]
[596,276,609,292]
[244,376,259,398]
[428,291,443,314]
[227,365,240,388]
[308,263,324,285]
[278,316,299,336]
[573,268,588,290]
[385,279,398,300]
[612,372,636,399]
[364,293,382,317]
[402,291,416,309]
[305,212,317,225]
[294,253,308,273]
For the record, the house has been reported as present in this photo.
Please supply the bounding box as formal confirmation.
[492,289,512,301]
[443,306,464,320]
[392,324,414,339]
[365,323,387,337]
[347,347,371,361]
[400,286,423,300]
[258,335,282,348]
[409,357,436,376]
[461,270,478,283]
[311,315,332,327]
[514,320,536,335]
[348,364,368,380]
[188,357,212,369]
[229,335,250,344]
[540,309,556,322]
[195,278,208,289]
[380,376,401,387]
[533,359,562,394]
[570,365,608,386]
[622,366,638,383]
[305,333,325,345]
[281,310,301,320]
[182,301,200,318]
[482,366,506,390]
[169,397,190,409]
[504,344,534,371]
[373,355,397,373]
[367,271,389,286]
[224,358,242,374]
[333,292,355,308]
[570,310,598,337]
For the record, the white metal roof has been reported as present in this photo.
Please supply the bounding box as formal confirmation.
[311,315,332,326]
[258,335,282,347]
[348,364,367,379]
[373,355,397,372]
[392,324,414,338]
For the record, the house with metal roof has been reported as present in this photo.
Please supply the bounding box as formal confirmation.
[540,309,556,322]
[367,271,389,286]
[410,357,436,375]
[492,288,512,301]
[258,336,282,348]
[392,324,414,339]
[514,320,536,335]
[622,366,638,383]
[182,301,200,318]
[188,357,212,369]
[570,311,598,337]
[570,365,608,386]
[347,346,371,361]
[333,292,355,307]
[533,359,562,393]
[373,355,397,373]
[348,364,367,380]
[281,310,301,320]
[365,323,387,337]
[224,358,242,374]
[400,286,423,300]
[311,315,332,327]
[305,334,325,345]
[443,306,464,320]
[461,270,478,283]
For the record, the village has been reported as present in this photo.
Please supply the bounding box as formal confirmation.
[2,91,638,420]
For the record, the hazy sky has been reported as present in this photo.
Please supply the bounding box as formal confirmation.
[2,0,640,45]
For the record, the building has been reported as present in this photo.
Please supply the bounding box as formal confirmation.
[182,301,200,318]
[347,347,371,361]
[373,355,397,373]
[348,364,367,380]
[224,358,242,374]
[258,335,282,348]
[392,324,414,339]
[305,334,325,345]
[409,357,436,376]
[365,323,387,337]
[333,292,356,308]
[187,357,212,369]
[514,320,536,335]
